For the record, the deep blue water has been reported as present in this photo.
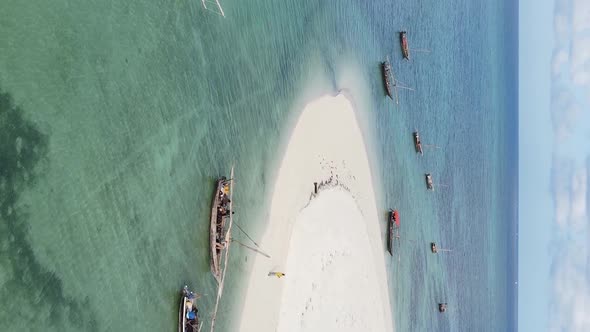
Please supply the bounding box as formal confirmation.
[0,0,517,331]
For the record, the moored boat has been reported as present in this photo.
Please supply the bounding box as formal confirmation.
[400,31,410,60]
[179,286,201,332]
[381,60,393,99]
[210,176,231,283]
[430,242,451,254]
[425,173,434,190]
[388,209,400,255]
[413,131,423,155]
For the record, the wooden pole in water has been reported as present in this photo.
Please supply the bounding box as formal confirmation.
[231,238,271,258]
[233,221,261,248]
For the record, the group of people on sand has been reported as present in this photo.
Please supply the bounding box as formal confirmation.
[215,180,233,251]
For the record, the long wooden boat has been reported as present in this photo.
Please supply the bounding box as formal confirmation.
[413,131,423,155]
[387,209,400,255]
[425,173,434,190]
[179,286,201,332]
[381,59,394,99]
[400,31,410,60]
[210,176,230,283]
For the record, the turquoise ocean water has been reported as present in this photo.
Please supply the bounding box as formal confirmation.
[0,0,517,331]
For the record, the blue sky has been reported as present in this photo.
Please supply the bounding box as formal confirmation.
[520,0,590,331]
[519,0,554,331]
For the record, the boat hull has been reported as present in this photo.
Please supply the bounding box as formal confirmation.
[400,31,410,60]
[179,287,200,332]
[381,61,393,99]
[210,177,227,283]
[413,132,423,155]
[387,210,399,255]
[178,291,186,332]
[425,173,434,190]
[387,221,393,255]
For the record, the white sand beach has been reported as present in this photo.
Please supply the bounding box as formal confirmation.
[238,94,393,332]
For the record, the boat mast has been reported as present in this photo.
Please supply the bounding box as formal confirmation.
[201,0,225,17]
[389,64,400,105]
[392,74,415,94]
[230,238,271,258]
[233,221,261,248]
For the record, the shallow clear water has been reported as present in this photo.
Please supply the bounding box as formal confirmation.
[0,0,517,331]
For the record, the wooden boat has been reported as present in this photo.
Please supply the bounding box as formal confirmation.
[210,176,231,283]
[425,173,434,190]
[387,209,400,255]
[400,31,410,60]
[381,59,394,99]
[430,242,451,254]
[413,131,423,155]
[179,286,202,332]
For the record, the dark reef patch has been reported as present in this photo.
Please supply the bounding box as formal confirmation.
[0,86,97,331]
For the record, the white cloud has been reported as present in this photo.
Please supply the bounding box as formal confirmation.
[550,159,588,230]
[572,0,590,34]
[570,36,590,85]
[554,13,570,44]
[569,169,587,221]
[549,244,590,332]
[553,49,569,76]
[550,90,581,142]
[548,160,590,330]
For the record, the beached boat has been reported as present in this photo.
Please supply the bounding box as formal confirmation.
[425,173,434,190]
[210,176,231,283]
[179,286,201,332]
[400,31,410,60]
[381,59,394,99]
[413,131,423,155]
[388,209,400,255]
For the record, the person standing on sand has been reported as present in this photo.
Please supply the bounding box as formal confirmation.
[268,272,286,278]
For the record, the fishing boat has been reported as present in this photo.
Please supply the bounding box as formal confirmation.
[179,286,202,332]
[381,57,413,104]
[425,173,434,190]
[381,59,394,99]
[438,303,448,313]
[387,209,400,255]
[400,31,410,60]
[210,175,231,283]
[413,131,423,155]
[431,242,438,253]
[431,242,452,254]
